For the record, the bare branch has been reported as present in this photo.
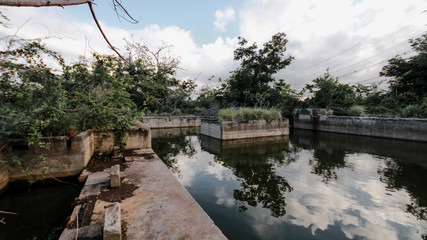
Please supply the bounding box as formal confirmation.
[0,210,17,215]
[88,2,124,60]
[112,0,139,24]
[0,218,5,224]
[0,0,92,7]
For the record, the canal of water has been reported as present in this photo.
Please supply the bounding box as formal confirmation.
[0,179,80,240]
[152,128,427,240]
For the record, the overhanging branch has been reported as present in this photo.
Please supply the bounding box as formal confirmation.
[88,2,124,60]
[0,0,92,7]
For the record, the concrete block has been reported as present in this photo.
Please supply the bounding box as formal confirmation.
[110,165,120,188]
[104,202,121,240]
[0,164,9,193]
[78,169,90,183]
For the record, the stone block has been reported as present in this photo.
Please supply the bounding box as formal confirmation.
[110,165,120,188]
[78,169,90,183]
[0,164,9,193]
[104,202,121,240]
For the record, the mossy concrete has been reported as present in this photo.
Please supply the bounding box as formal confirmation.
[142,116,201,129]
[201,119,289,140]
[294,110,427,142]
[0,122,151,191]
[8,130,95,182]
[94,122,151,152]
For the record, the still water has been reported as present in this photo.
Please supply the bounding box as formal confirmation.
[152,128,427,240]
[0,180,80,240]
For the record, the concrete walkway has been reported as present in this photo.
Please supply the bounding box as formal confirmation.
[60,149,226,240]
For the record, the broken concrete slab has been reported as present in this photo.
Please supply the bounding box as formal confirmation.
[104,202,121,240]
[78,169,90,183]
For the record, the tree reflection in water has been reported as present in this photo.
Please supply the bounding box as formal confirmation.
[293,129,427,228]
[151,128,197,178]
[378,157,427,222]
[206,137,298,218]
[309,148,351,184]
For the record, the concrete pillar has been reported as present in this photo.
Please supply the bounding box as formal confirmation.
[104,202,121,240]
[110,165,120,188]
[0,164,9,193]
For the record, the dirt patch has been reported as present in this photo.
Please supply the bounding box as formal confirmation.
[86,153,129,173]
[98,181,138,203]
[121,220,128,240]
[124,150,154,160]
[67,195,97,229]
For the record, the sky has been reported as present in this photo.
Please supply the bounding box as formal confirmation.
[0,0,426,91]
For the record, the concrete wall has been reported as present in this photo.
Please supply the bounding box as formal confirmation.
[294,112,427,142]
[142,116,201,129]
[0,164,8,193]
[201,119,289,140]
[5,122,152,183]
[151,127,200,139]
[8,130,95,181]
[94,123,151,152]
[201,120,222,139]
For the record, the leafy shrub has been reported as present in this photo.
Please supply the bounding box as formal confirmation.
[218,108,281,122]
[218,108,236,121]
[0,40,140,178]
[346,105,365,116]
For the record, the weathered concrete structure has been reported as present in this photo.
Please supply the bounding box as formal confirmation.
[0,122,151,192]
[104,202,121,240]
[60,149,226,240]
[0,165,8,194]
[294,109,427,142]
[201,135,290,158]
[94,123,151,152]
[201,119,289,140]
[293,129,427,168]
[151,126,200,139]
[8,130,95,182]
[142,116,201,129]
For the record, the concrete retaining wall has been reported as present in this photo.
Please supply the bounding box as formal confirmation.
[94,123,151,152]
[142,116,201,129]
[1,122,151,187]
[294,112,427,142]
[0,164,8,193]
[8,130,95,181]
[201,119,289,140]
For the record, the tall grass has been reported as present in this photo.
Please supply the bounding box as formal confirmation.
[218,108,282,122]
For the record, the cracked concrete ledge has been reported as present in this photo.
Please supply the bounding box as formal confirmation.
[60,149,227,240]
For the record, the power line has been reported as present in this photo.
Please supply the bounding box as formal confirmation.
[285,7,427,82]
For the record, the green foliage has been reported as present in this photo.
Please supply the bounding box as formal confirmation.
[218,108,236,121]
[218,108,282,122]
[346,105,365,116]
[0,39,140,177]
[380,33,427,98]
[222,32,294,107]
[304,70,356,113]
[124,42,197,115]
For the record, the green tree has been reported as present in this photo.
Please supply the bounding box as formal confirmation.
[304,70,356,114]
[222,32,294,107]
[124,42,197,114]
[0,39,140,175]
[380,33,427,99]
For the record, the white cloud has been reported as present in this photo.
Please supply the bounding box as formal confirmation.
[1,0,426,91]
[214,7,236,32]
[237,0,427,89]
[0,6,238,88]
